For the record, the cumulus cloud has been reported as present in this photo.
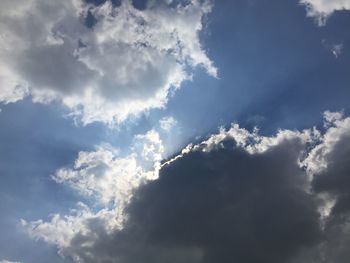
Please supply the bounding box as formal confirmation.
[24,112,350,263]
[53,148,144,204]
[0,0,216,125]
[23,128,165,259]
[51,129,164,206]
[290,112,350,263]
[300,0,350,25]
[0,260,21,263]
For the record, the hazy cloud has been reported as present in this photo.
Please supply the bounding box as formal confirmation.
[300,0,350,25]
[159,116,177,132]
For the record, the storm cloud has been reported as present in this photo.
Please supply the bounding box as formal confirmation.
[24,113,350,263]
[117,140,321,263]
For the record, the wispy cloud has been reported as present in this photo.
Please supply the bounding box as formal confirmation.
[300,0,350,25]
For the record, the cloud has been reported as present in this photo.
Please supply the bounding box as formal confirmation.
[322,40,344,58]
[0,261,21,263]
[300,0,350,25]
[294,112,350,263]
[304,112,350,221]
[52,147,144,205]
[51,129,164,212]
[23,128,165,259]
[115,136,321,263]
[330,43,344,58]
[0,0,216,125]
[159,116,177,132]
[24,112,350,263]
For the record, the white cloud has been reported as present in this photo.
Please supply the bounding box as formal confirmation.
[52,129,164,205]
[0,261,21,263]
[159,116,177,132]
[53,148,144,204]
[0,0,216,125]
[302,111,350,177]
[132,129,164,165]
[300,0,350,25]
[193,123,318,155]
[23,128,164,258]
[22,203,122,261]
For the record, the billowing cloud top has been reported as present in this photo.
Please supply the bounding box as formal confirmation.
[0,0,216,124]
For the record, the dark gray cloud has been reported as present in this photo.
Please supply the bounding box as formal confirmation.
[312,134,350,211]
[300,117,350,263]
[67,136,322,263]
[25,114,350,263]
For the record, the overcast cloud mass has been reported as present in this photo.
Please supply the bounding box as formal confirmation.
[1,0,350,263]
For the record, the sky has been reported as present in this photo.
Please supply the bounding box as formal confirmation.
[0,0,350,262]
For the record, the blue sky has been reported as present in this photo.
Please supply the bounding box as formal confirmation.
[1,0,350,262]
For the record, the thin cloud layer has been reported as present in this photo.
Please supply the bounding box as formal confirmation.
[300,0,350,25]
[24,112,350,263]
[0,0,216,124]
